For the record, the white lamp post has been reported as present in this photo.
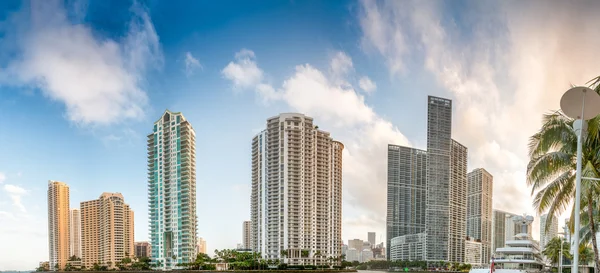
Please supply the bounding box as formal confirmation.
[559,86,600,273]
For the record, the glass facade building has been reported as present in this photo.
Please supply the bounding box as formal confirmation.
[147,110,197,270]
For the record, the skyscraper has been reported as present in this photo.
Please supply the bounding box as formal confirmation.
[426,96,469,263]
[539,214,558,250]
[48,181,70,271]
[250,113,343,265]
[467,168,493,264]
[386,145,427,259]
[368,232,376,246]
[70,209,81,259]
[448,139,467,263]
[243,221,252,249]
[80,193,134,269]
[148,110,197,270]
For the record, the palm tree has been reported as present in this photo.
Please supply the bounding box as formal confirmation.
[579,244,594,265]
[527,79,600,270]
[542,237,572,266]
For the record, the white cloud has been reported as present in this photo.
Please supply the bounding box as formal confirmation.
[184,52,202,76]
[358,0,600,237]
[0,172,5,184]
[222,49,410,241]
[221,49,263,89]
[358,76,377,93]
[4,184,27,213]
[0,1,162,125]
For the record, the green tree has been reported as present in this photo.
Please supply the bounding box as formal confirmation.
[579,244,594,265]
[543,237,572,266]
[527,80,600,270]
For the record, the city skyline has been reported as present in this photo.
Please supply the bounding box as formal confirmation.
[1,0,597,270]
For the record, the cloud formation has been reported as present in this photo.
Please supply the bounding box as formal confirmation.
[0,172,5,184]
[184,52,202,76]
[222,49,409,240]
[359,0,600,235]
[4,184,27,212]
[0,1,162,125]
[221,49,264,90]
[358,76,376,93]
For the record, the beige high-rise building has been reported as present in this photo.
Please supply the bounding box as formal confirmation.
[196,237,206,254]
[70,209,81,259]
[243,221,252,249]
[80,193,134,269]
[467,168,493,264]
[48,181,70,271]
[251,113,343,265]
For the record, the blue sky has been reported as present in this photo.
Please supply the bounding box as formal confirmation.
[2,0,600,270]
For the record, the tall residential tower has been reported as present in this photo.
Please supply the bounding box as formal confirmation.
[70,209,81,259]
[425,96,468,263]
[467,168,493,264]
[251,113,343,265]
[243,221,252,249]
[386,145,427,259]
[48,181,70,271]
[148,110,197,270]
[539,214,558,250]
[80,193,134,269]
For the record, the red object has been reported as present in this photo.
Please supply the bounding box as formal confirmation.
[490,258,495,273]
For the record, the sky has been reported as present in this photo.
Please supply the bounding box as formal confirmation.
[1,0,600,270]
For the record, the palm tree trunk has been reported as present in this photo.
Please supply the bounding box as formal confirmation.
[587,193,600,270]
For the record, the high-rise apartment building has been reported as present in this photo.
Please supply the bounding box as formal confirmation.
[148,110,198,270]
[491,210,519,254]
[70,209,81,259]
[448,139,467,263]
[80,193,134,269]
[135,242,152,258]
[368,232,376,246]
[467,168,493,264]
[243,221,252,249]
[386,145,427,259]
[539,214,558,250]
[425,96,468,263]
[250,113,343,265]
[196,237,206,254]
[48,181,70,271]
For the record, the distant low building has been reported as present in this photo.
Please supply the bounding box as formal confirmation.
[135,242,151,258]
[360,249,373,263]
[346,248,359,262]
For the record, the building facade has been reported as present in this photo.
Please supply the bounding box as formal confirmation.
[48,181,71,271]
[148,110,198,270]
[250,113,343,265]
[425,96,468,263]
[449,139,467,263]
[389,233,427,261]
[386,145,427,259]
[540,214,558,250]
[196,237,206,254]
[135,242,152,258]
[80,193,134,269]
[243,221,252,249]
[491,210,520,255]
[466,168,493,264]
[464,239,483,265]
[70,209,81,259]
[368,232,376,246]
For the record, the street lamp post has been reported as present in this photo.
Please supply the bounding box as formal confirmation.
[559,86,600,273]
[558,231,566,273]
